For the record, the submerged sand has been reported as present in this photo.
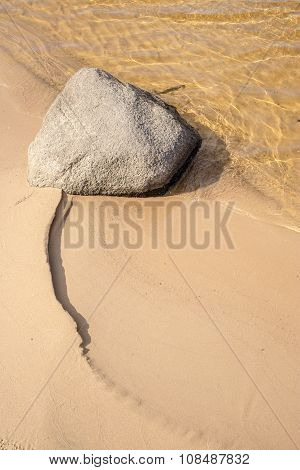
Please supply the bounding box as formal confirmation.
[0,49,300,450]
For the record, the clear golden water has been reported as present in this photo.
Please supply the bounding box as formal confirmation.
[0,0,299,227]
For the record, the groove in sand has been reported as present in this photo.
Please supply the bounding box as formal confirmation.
[48,191,91,355]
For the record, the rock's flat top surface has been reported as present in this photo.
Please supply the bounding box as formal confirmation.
[28,68,201,195]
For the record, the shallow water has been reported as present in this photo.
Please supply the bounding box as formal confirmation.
[0,0,299,227]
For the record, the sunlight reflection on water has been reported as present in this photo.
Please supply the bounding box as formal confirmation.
[0,0,299,227]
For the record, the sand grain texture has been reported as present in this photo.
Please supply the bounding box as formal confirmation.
[0,50,299,450]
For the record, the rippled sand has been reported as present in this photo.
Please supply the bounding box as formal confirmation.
[0,0,299,227]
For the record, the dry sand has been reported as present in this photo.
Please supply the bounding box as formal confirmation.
[0,51,299,450]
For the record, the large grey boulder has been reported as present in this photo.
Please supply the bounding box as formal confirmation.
[28,68,201,195]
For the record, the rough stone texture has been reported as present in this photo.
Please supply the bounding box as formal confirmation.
[28,68,201,195]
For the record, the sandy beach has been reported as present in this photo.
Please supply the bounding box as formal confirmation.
[0,1,299,451]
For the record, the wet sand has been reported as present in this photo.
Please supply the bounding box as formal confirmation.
[1,0,299,229]
[0,49,299,449]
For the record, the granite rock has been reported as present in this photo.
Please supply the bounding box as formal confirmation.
[28,68,201,195]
